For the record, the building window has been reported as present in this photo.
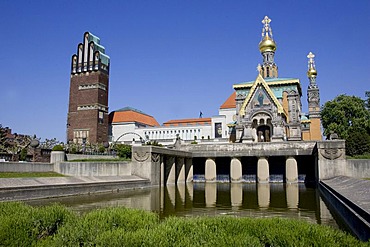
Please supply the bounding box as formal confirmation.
[98,111,104,124]
[73,129,89,144]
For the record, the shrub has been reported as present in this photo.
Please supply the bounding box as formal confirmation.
[114,144,132,159]
[52,145,64,151]
[98,144,106,153]
[19,148,28,161]
[0,203,367,246]
[53,207,158,246]
[0,202,76,246]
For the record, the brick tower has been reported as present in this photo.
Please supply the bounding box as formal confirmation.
[67,32,110,144]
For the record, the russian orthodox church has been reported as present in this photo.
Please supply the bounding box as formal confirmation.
[227,16,321,143]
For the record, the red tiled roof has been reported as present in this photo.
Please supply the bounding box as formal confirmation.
[220,91,236,109]
[163,118,211,126]
[110,109,159,127]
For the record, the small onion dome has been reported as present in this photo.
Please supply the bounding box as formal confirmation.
[307,68,317,77]
[259,35,276,53]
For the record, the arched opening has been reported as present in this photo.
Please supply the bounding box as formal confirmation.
[257,125,271,142]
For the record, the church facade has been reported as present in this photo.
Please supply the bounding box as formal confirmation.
[231,16,321,143]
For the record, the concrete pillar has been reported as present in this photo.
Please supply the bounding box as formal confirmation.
[286,156,298,183]
[230,183,243,207]
[286,183,299,209]
[50,151,65,164]
[160,158,165,185]
[257,157,269,183]
[205,158,217,182]
[166,156,176,184]
[230,158,242,183]
[176,157,185,184]
[257,183,270,208]
[205,183,217,207]
[185,158,193,182]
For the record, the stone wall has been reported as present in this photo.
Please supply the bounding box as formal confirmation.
[181,142,317,157]
[316,140,347,180]
[66,154,117,161]
[54,161,131,176]
[0,162,54,172]
[346,159,370,179]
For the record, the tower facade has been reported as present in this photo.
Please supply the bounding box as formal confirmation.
[306,52,322,140]
[258,16,278,79]
[67,32,110,144]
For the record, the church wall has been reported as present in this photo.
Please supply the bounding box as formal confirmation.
[309,118,322,140]
[302,130,311,141]
[282,91,289,120]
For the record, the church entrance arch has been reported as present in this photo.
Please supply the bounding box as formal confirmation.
[251,112,273,142]
[257,125,271,142]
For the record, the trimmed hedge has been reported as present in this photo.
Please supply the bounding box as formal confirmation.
[0,202,368,247]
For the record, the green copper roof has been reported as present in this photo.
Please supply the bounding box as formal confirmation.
[235,77,298,85]
[88,32,110,66]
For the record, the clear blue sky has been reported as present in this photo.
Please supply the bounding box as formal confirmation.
[1,0,369,142]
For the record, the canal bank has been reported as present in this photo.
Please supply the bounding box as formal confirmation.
[0,176,150,201]
[319,176,370,241]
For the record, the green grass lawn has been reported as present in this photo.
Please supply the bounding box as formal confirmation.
[0,202,368,247]
[0,172,66,178]
[69,158,130,162]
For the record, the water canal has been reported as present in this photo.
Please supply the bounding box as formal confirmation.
[26,182,343,231]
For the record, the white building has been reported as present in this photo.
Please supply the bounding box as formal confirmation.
[109,94,236,145]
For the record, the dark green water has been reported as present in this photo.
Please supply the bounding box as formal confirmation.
[26,182,340,229]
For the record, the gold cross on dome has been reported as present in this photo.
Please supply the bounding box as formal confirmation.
[307,52,315,61]
[262,16,271,26]
[261,16,273,37]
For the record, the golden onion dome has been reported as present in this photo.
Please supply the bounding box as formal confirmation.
[259,35,276,53]
[307,68,317,77]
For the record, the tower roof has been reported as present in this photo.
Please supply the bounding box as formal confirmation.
[258,16,277,53]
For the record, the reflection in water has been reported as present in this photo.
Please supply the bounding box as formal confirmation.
[26,183,339,229]
[257,184,270,209]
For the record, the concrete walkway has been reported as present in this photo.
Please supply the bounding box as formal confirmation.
[0,176,151,201]
[320,176,370,241]
[321,176,370,215]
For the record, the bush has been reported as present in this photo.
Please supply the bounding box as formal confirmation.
[0,202,76,246]
[98,144,106,153]
[19,148,28,161]
[52,145,64,151]
[53,207,158,246]
[114,144,131,159]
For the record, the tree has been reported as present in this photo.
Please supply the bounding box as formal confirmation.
[0,124,7,152]
[321,94,370,140]
[345,128,370,156]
